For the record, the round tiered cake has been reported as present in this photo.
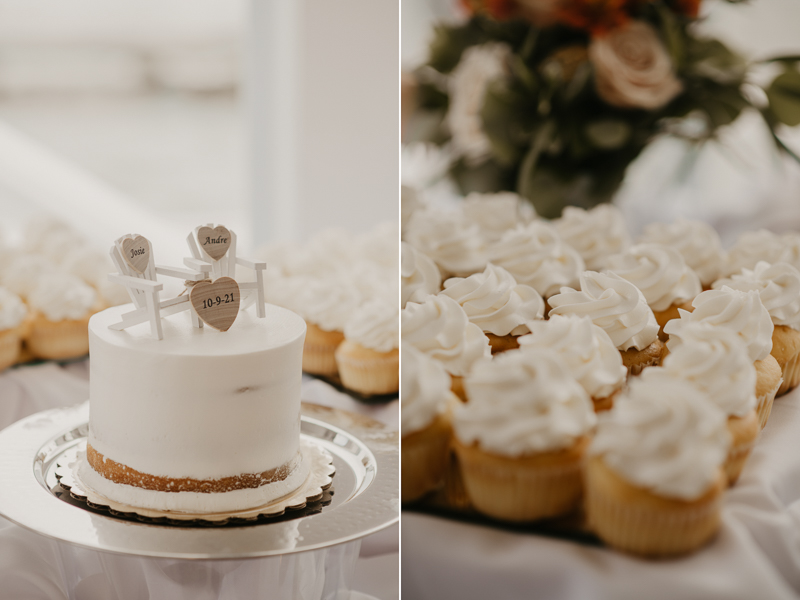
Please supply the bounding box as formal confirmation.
[78,302,309,513]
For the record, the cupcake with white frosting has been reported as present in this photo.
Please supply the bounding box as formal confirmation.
[401,343,458,502]
[402,294,491,401]
[440,263,544,353]
[21,216,76,255]
[722,229,792,277]
[0,287,29,370]
[462,191,534,243]
[664,287,781,429]
[487,221,584,300]
[26,272,100,360]
[61,245,129,307]
[401,242,441,308]
[605,243,701,339]
[585,368,730,556]
[713,261,800,395]
[292,277,363,376]
[452,349,596,521]
[2,254,59,300]
[335,299,399,395]
[518,314,626,411]
[554,204,631,270]
[548,271,662,375]
[639,218,725,288]
[663,323,759,483]
[405,208,487,277]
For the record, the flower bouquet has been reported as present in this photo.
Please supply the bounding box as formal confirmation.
[408,0,800,218]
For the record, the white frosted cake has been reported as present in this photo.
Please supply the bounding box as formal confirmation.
[78,302,309,513]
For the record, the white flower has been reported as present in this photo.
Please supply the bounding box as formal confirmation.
[446,43,511,165]
[589,21,683,110]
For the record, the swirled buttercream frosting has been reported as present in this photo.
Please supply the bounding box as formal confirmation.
[554,205,631,270]
[723,229,799,277]
[548,271,659,351]
[405,208,487,277]
[664,286,773,361]
[29,273,97,321]
[402,294,490,376]
[639,218,725,287]
[605,243,701,312]
[3,255,58,299]
[291,277,363,332]
[662,322,756,417]
[590,368,730,500]
[343,299,398,353]
[440,263,544,336]
[454,349,596,456]
[463,192,535,243]
[487,221,584,298]
[713,261,800,330]
[519,314,626,399]
[0,287,27,330]
[401,242,442,308]
[280,228,357,277]
[401,343,452,435]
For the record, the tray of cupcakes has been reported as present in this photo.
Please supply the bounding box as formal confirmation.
[255,223,400,403]
[400,192,797,557]
[0,217,131,371]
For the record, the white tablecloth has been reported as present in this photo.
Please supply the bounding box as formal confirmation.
[0,360,398,600]
[403,386,800,599]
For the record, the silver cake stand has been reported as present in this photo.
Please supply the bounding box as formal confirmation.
[0,401,398,559]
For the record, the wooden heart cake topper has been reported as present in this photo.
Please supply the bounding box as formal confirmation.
[190,276,240,331]
[197,225,231,261]
[121,235,150,274]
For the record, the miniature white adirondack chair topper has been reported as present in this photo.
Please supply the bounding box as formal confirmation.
[107,225,266,340]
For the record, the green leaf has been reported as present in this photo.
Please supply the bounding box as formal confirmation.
[760,55,800,65]
[516,121,556,201]
[584,120,632,150]
[686,39,746,84]
[414,81,449,112]
[517,168,572,219]
[481,80,542,166]
[654,2,684,69]
[698,85,749,129]
[767,70,800,127]
[428,22,483,74]
[450,158,513,195]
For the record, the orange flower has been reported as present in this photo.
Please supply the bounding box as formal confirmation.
[460,0,519,20]
[670,0,701,17]
[556,0,631,35]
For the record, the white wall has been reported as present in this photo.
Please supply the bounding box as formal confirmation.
[248,0,399,245]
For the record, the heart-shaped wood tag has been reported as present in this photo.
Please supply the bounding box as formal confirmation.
[121,235,150,274]
[197,225,232,261]
[190,277,241,331]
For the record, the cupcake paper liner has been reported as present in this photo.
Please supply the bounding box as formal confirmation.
[0,325,24,371]
[335,342,398,395]
[777,349,800,397]
[485,333,520,354]
[724,411,760,486]
[585,457,724,557]
[621,339,664,377]
[26,313,92,360]
[402,412,452,503]
[756,379,781,430]
[453,438,588,522]
[302,324,344,376]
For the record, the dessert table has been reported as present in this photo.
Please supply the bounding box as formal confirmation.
[402,385,800,599]
[0,360,398,600]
